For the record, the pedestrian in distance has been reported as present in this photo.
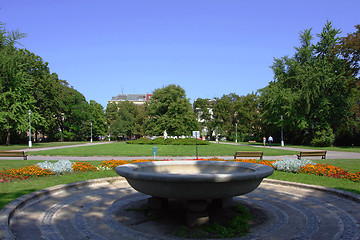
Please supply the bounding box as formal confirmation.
[263,136,266,147]
[268,136,273,147]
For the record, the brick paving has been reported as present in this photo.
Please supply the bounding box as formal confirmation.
[1,142,359,239]
[1,178,359,240]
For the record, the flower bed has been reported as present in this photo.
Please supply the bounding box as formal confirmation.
[299,163,360,181]
[0,165,54,183]
[1,158,359,183]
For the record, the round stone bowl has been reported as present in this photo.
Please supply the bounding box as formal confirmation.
[116,160,274,200]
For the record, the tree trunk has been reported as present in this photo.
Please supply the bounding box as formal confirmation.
[6,129,11,145]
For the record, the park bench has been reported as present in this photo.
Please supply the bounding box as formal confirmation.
[234,151,263,160]
[297,151,327,160]
[0,151,28,160]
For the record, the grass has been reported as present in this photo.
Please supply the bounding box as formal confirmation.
[27,142,297,157]
[268,170,360,195]
[1,158,359,211]
[242,141,360,153]
[311,159,360,173]
[0,141,87,151]
[0,162,116,210]
[172,204,252,238]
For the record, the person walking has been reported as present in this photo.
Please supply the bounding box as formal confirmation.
[263,136,266,147]
[268,136,273,147]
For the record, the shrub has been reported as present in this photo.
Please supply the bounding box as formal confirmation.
[37,160,74,175]
[311,127,335,147]
[126,137,210,145]
[272,158,314,173]
[126,137,151,144]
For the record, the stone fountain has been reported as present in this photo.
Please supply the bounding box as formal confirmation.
[116,160,274,226]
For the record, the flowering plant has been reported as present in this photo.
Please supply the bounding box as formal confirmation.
[272,158,314,173]
[37,160,74,175]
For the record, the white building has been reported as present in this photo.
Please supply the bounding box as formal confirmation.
[108,93,152,105]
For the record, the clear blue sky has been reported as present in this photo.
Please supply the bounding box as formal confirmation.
[1,0,359,108]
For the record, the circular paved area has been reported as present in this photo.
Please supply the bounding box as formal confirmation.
[1,178,359,240]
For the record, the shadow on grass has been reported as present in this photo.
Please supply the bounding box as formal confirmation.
[336,187,360,195]
[0,189,36,210]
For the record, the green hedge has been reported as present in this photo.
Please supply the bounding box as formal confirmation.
[126,137,210,145]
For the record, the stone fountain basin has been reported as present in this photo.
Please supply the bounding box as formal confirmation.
[116,161,274,200]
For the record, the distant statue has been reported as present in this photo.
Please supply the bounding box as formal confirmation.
[164,130,167,140]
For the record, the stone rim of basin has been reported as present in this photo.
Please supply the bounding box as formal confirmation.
[116,160,274,183]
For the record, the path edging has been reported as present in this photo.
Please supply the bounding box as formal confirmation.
[1,177,359,240]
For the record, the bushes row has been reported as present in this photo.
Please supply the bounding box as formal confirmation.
[126,137,210,145]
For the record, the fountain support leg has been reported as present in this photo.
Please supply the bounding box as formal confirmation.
[148,197,168,210]
[211,197,233,208]
[186,200,209,227]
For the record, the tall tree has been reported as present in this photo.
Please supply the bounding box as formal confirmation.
[261,21,355,146]
[56,83,90,141]
[0,23,34,145]
[334,25,360,144]
[145,84,198,136]
[89,100,107,140]
[106,101,145,140]
[211,93,260,141]
[193,98,215,138]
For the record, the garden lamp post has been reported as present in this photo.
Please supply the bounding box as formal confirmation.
[235,123,238,143]
[281,115,284,146]
[28,110,32,148]
[108,125,111,141]
[90,122,93,143]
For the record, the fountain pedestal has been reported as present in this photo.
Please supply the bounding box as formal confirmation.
[116,160,274,226]
[186,200,209,226]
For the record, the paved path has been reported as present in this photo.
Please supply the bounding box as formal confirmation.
[1,178,359,240]
[1,143,360,239]
[214,141,360,160]
[2,141,359,161]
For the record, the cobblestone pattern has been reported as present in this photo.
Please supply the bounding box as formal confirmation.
[1,179,359,240]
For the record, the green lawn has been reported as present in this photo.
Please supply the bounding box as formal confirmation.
[0,141,87,151]
[311,159,360,173]
[1,159,359,211]
[28,142,297,157]
[268,171,360,195]
[242,141,360,153]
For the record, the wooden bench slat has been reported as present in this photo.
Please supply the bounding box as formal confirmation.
[234,151,263,160]
[297,151,326,160]
[0,151,28,160]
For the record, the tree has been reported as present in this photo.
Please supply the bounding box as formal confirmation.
[260,21,355,146]
[333,25,360,144]
[0,22,108,144]
[89,100,107,140]
[106,101,145,140]
[337,25,360,77]
[56,83,90,141]
[0,23,34,145]
[211,93,260,141]
[193,98,214,138]
[145,84,198,136]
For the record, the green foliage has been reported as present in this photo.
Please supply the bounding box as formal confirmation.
[89,100,107,139]
[106,101,145,139]
[125,137,151,144]
[260,21,358,145]
[171,204,252,239]
[195,93,260,141]
[0,22,106,144]
[202,204,252,238]
[311,126,335,147]
[145,84,199,136]
[126,137,210,145]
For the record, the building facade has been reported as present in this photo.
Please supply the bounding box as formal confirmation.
[108,93,152,105]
